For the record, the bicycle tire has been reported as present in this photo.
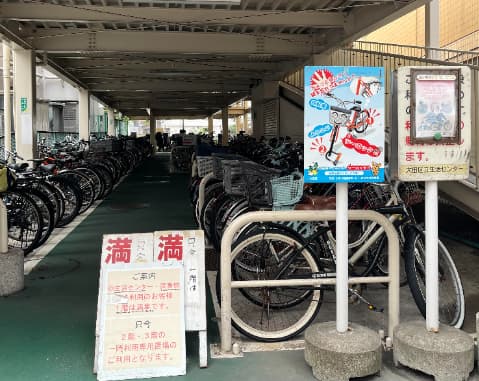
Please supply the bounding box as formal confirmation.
[2,190,43,255]
[216,229,323,342]
[404,225,465,328]
[49,175,83,227]
[198,182,224,234]
[24,187,55,247]
[365,233,408,286]
[61,170,95,214]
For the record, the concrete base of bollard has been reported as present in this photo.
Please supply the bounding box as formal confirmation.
[0,248,24,296]
[304,321,382,381]
[394,320,474,381]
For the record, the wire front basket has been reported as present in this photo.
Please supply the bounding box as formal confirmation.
[271,172,304,208]
[196,156,214,177]
[363,183,392,209]
[223,161,281,206]
[398,182,424,207]
[211,153,246,179]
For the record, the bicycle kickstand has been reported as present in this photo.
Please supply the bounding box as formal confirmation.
[348,287,384,313]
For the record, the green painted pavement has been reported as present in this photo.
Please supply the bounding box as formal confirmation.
[0,154,320,381]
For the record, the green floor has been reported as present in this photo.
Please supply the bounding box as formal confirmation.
[0,154,321,381]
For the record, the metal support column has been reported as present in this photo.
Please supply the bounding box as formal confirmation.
[12,46,36,160]
[425,0,440,59]
[78,88,90,140]
[107,108,115,136]
[221,107,228,146]
[208,116,214,136]
[149,115,156,150]
[3,41,12,159]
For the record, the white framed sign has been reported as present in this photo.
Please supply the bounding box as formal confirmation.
[397,66,471,181]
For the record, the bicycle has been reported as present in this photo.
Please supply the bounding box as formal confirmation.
[324,92,371,166]
[215,180,464,342]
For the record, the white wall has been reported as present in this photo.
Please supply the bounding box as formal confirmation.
[36,67,78,101]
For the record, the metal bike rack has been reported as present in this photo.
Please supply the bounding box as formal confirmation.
[219,209,400,353]
[198,172,215,214]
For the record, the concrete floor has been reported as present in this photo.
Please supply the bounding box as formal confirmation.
[0,153,477,381]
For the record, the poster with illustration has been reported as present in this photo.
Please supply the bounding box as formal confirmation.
[304,66,385,183]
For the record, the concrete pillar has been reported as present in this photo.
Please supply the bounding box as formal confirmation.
[12,47,36,160]
[235,115,243,134]
[3,41,12,159]
[244,112,252,135]
[221,107,229,146]
[107,108,115,136]
[78,88,90,140]
[208,116,214,135]
[425,0,440,59]
[149,115,156,149]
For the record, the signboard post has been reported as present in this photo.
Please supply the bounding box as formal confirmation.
[304,66,385,332]
[95,230,207,381]
[397,66,471,331]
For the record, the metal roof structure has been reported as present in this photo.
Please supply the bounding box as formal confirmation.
[0,0,428,117]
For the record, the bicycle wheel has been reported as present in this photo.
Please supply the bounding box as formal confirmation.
[25,187,55,247]
[49,175,83,227]
[61,170,95,214]
[2,191,43,255]
[404,225,465,328]
[365,233,408,286]
[216,229,323,342]
[199,183,224,235]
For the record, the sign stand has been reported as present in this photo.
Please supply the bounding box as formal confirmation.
[393,65,474,380]
[425,181,439,332]
[335,182,349,333]
[302,66,384,380]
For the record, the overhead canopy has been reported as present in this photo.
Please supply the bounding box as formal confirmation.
[0,0,428,118]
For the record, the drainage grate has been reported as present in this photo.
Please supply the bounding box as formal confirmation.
[25,257,81,280]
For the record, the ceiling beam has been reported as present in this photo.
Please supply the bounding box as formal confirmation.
[343,0,431,43]
[0,4,346,28]
[88,79,252,91]
[25,30,316,55]
[51,58,288,71]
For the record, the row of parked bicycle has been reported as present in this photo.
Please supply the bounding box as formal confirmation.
[0,137,151,256]
[189,135,464,342]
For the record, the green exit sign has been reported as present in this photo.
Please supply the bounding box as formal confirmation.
[20,97,27,112]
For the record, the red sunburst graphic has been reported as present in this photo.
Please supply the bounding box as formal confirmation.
[310,69,334,96]
[310,137,327,154]
[366,108,381,125]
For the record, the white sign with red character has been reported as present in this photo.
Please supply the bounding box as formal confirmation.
[304,66,385,183]
[95,230,206,381]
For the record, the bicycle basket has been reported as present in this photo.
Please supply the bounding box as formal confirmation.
[211,153,246,179]
[271,172,304,207]
[363,183,391,209]
[398,182,424,206]
[246,163,281,206]
[223,160,249,196]
[196,156,214,177]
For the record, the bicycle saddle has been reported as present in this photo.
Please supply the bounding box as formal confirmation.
[39,163,56,173]
[7,162,29,172]
[294,195,336,210]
